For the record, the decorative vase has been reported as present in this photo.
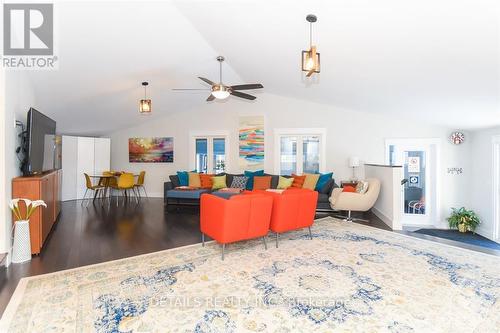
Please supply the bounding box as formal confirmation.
[458,223,467,233]
[12,220,32,264]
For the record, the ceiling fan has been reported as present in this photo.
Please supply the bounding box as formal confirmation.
[173,56,263,101]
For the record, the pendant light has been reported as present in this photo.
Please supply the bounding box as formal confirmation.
[302,14,320,77]
[139,81,152,115]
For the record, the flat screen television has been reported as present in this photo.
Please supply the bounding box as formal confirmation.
[23,108,57,176]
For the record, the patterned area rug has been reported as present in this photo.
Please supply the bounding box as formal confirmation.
[1,217,499,332]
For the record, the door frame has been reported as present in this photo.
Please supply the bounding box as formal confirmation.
[385,138,442,227]
[492,135,500,242]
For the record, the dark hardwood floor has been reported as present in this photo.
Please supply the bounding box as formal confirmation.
[0,198,497,316]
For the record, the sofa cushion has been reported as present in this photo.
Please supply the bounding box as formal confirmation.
[319,178,335,194]
[317,193,330,203]
[199,174,214,189]
[167,189,210,199]
[303,173,320,190]
[253,176,272,190]
[223,173,243,188]
[177,171,189,186]
[291,174,306,188]
[244,170,264,190]
[230,176,249,189]
[277,176,294,189]
[188,172,201,188]
[315,172,333,191]
[212,175,227,190]
[169,175,180,188]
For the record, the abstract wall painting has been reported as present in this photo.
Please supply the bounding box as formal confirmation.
[128,137,174,163]
[239,116,264,169]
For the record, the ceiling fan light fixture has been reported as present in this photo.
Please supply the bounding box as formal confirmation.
[211,84,230,99]
[139,81,152,115]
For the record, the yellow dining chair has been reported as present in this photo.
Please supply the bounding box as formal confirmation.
[134,171,148,199]
[116,173,138,206]
[82,173,105,206]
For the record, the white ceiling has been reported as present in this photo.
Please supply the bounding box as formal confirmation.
[18,0,500,135]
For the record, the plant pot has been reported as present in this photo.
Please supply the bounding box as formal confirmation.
[458,223,467,233]
[12,220,32,264]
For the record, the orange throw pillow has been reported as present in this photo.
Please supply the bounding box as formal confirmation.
[343,185,356,193]
[199,174,215,189]
[253,176,272,190]
[291,174,306,188]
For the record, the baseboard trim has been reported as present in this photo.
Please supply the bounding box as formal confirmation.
[372,207,399,230]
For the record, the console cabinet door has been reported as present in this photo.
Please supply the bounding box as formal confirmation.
[41,174,55,243]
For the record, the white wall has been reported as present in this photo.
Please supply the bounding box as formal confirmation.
[469,126,500,240]
[365,164,403,230]
[107,93,469,224]
[1,72,38,260]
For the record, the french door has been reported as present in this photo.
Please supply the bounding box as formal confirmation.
[387,139,440,226]
[194,136,226,174]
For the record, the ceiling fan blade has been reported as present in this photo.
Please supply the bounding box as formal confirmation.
[198,77,215,86]
[172,88,211,91]
[230,84,263,90]
[230,90,256,100]
[206,94,215,101]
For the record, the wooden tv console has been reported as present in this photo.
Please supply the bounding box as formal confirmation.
[12,169,62,254]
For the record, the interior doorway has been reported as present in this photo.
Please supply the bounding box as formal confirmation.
[386,138,441,227]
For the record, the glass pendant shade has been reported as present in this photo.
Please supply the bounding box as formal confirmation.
[139,99,152,114]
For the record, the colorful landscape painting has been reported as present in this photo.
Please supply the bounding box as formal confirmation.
[239,116,264,169]
[129,137,174,163]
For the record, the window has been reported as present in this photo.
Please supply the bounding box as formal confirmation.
[190,132,228,174]
[275,129,325,175]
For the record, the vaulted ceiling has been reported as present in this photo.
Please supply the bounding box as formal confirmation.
[17,0,500,135]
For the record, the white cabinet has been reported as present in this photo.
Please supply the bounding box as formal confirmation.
[62,136,111,201]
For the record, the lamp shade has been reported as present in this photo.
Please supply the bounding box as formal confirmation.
[349,156,360,168]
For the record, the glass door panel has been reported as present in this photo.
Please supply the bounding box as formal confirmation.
[280,136,297,175]
[195,139,208,173]
[302,136,320,174]
[403,150,426,215]
[213,138,226,174]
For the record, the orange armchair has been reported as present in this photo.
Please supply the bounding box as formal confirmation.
[260,189,318,247]
[200,193,273,260]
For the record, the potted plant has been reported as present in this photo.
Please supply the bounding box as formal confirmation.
[9,199,46,263]
[447,207,481,233]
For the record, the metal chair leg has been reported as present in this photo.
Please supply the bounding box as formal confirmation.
[221,244,225,260]
[275,233,279,248]
[142,186,149,199]
[81,189,88,206]
[132,187,139,204]
[262,236,267,250]
[308,226,312,240]
[202,233,205,247]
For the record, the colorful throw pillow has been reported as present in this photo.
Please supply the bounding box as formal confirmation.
[211,175,227,190]
[291,174,306,188]
[188,172,201,188]
[230,176,249,189]
[356,180,369,194]
[253,176,272,190]
[177,171,189,186]
[244,170,264,190]
[277,176,294,189]
[303,173,320,190]
[315,172,333,191]
[199,174,214,189]
[343,185,356,193]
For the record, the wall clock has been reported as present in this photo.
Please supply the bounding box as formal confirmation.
[450,131,465,145]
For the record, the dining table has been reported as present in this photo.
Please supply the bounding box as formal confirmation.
[88,173,139,201]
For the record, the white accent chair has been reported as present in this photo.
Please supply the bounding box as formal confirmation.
[329,178,381,222]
